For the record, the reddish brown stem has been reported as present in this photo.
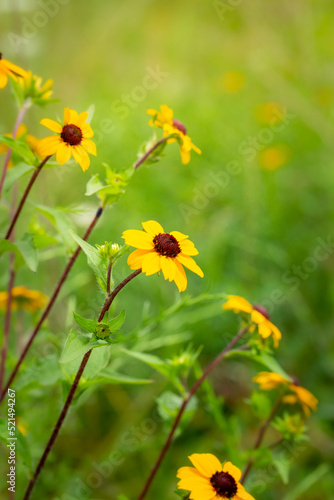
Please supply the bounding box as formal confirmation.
[0,207,103,403]
[134,137,168,170]
[23,269,141,500]
[137,326,249,500]
[5,155,51,240]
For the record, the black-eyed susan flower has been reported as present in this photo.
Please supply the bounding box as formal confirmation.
[177,453,254,500]
[39,107,96,171]
[0,286,48,313]
[223,295,281,347]
[253,371,318,417]
[147,104,201,165]
[0,53,27,89]
[122,220,204,292]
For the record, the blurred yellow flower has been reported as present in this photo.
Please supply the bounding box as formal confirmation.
[0,124,28,168]
[259,145,290,171]
[0,286,48,313]
[0,53,27,89]
[26,134,45,160]
[39,107,96,171]
[221,71,245,93]
[177,453,254,500]
[18,70,53,105]
[253,371,318,417]
[255,102,285,124]
[147,104,201,164]
[122,220,203,292]
[223,295,281,347]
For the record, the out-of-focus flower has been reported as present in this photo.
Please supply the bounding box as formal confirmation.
[39,107,96,171]
[223,295,281,347]
[177,453,254,500]
[0,286,48,313]
[147,105,201,164]
[253,371,318,417]
[0,124,28,168]
[259,145,290,171]
[122,220,203,292]
[0,53,27,89]
[221,71,245,93]
[26,134,45,160]
[255,102,285,125]
[18,70,53,106]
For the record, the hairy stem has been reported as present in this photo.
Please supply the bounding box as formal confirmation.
[0,98,31,198]
[137,326,249,500]
[23,269,141,499]
[0,206,103,403]
[5,155,51,240]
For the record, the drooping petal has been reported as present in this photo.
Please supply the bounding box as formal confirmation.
[127,249,149,269]
[235,482,255,500]
[160,256,176,282]
[177,253,204,277]
[142,220,164,236]
[180,146,191,165]
[188,454,223,478]
[2,59,27,78]
[223,296,253,314]
[173,259,187,292]
[141,251,161,276]
[72,145,90,171]
[81,138,97,156]
[40,118,62,134]
[56,142,72,165]
[0,69,8,88]
[222,461,242,481]
[122,229,155,250]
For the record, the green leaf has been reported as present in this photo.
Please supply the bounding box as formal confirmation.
[121,348,170,377]
[15,355,62,390]
[94,369,152,385]
[3,162,35,192]
[85,164,134,205]
[108,309,126,330]
[250,391,272,419]
[69,230,109,293]
[273,455,290,484]
[73,311,97,333]
[0,417,32,470]
[59,329,92,364]
[0,135,35,165]
[16,233,38,272]
[156,391,197,424]
[33,203,76,253]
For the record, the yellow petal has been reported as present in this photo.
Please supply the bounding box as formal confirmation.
[56,142,72,165]
[170,230,189,242]
[235,482,255,500]
[160,104,173,121]
[160,256,176,281]
[179,239,199,256]
[177,253,204,277]
[257,320,272,339]
[72,145,90,172]
[40,118,62,134]
[222,461,241,482]
[177,467,215,499]
[38,136,62,156]
[173,259,187,292]
[77,111,88,126]
[180,147,191,165]
[188,454,223,478]
[147,108,157,116]
[127,249,148,269]
[2,59,27,78]
[142,220,164,236]
[122,229,154,250]
[223,296,253,314]
[81,138,97,156]
[63,107,71,125]
[0,69,8,88]
[81,123,94,138]
[141,251,161,276]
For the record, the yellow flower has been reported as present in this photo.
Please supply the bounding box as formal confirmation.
[259,145,290,171]
[0,53,27,89]
[0,286,48,313]
[122,220,204,292]
[147,105,201,165]
[39,107,97,171]
[221,71,245,93]
[18,70,53,105]
[253,371,318,417]
[0,124,28,168]
[26,134,45,160]
[223,295,282,347]
[255,102,285,125]
[177,453,254,500]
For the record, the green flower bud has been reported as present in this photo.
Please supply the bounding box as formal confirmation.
[94,323,111,339]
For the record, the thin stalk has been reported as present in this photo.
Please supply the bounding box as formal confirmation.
[5,155,51,240]
[107,261,112,295]
[0,98,31,198]
[23,269,141,500]
[0,260,15,392]
[0,206,103,403]
[134,136,168,170]
[240,397,282,484]
[137,326,250,500]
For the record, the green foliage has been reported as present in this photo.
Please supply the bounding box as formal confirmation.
[0,233,38,272]
[0,135,36,165]
[85,163,134,206]
[34,203,77,254]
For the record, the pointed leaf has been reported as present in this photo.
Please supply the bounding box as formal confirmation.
[16,233,38,272]
[73,311,97,333]
[108,310,126,330]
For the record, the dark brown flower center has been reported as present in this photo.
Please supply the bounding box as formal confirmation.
[210,471,238,498]
[61,124,83,146]
[0,53,2,60]
[252,304,270,320]
[153,233,181,258]
[172,119,187,135]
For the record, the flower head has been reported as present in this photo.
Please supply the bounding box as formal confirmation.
[18,70,54,106]
[223,295,281,347]
[177,453,254,500]
[147,105,201,165]
[0,53,27,89]
[253,371,318,417]
[39,107,97,171]
[122,220,204,292]
[0,286,48,313]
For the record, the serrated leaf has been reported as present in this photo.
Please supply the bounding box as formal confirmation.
[69,230,109,293]
[108,310,126,330]
[73,311,97,333]
[0,135,35,165]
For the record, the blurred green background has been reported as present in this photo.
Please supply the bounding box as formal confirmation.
[1,0,334,498]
